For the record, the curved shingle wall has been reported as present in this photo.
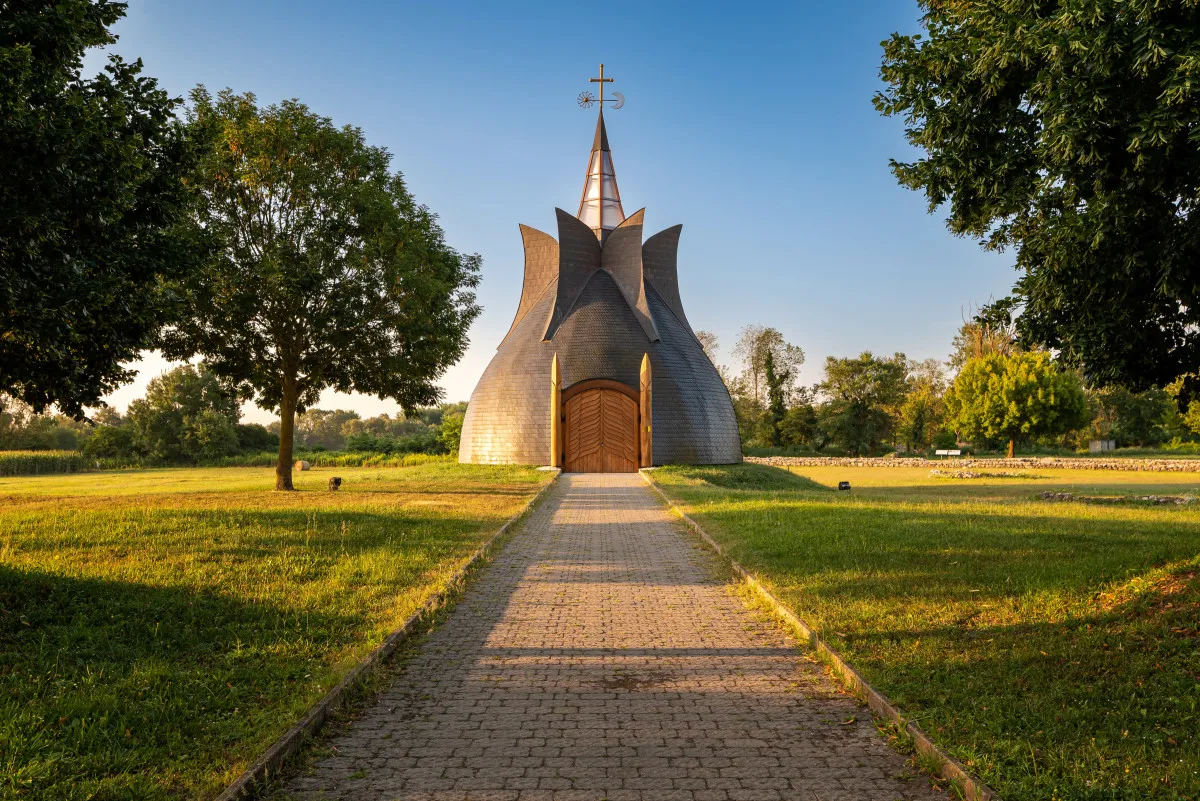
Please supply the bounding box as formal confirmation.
[459,270,740,465]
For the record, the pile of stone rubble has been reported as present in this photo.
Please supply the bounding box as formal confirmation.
[746,455,1200,473]
[1038,490,1196,505]
[929,469,1037,479]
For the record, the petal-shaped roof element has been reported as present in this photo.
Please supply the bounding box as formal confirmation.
[642,224,694,336]
[601,209,658,342]
[543,209,601,342]
[501,224,559,348]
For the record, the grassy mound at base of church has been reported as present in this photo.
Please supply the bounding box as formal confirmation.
[0,462,551,801]
[651,463,1200,800]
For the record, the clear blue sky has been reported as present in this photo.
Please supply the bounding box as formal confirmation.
[92,0,1015,423]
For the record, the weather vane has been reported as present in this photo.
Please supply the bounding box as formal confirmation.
[577,63,625,110]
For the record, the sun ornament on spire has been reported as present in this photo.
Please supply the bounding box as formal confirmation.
[455,60,742,469]
[578,63,624,111]
[576,64,627,240]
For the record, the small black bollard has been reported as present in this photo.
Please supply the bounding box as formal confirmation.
[837,481,851,491]
[328,476,342,492]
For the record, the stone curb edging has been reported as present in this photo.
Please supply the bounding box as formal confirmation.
[640,470,997,801]
[215,470,561,801]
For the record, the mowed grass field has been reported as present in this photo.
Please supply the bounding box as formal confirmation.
[0,462,551,800]
[652,463,1200,801]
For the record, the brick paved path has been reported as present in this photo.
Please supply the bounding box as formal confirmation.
[278,473,940,801]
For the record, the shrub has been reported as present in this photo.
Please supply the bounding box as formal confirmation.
[345,430,443,455]
[180,409,240,461]
[440,412,464,455]
[932,429,958,450]
[82,426,135,459]
[779,404,820,450]
[235,423,279,453]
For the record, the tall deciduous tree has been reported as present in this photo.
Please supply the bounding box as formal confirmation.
[732,326,804,406]
[165,89,480,490]
[695,330,719,364]
[1,0,196,416]
[722,326,804,446]
[946,352,1087,457]
[694,330,733,387]
[898,358,947,451]
[877,3,1200,402]
[758,350,789,447]
[819,352,909,456]
[292,408,361,451]
[948,300,1020,371]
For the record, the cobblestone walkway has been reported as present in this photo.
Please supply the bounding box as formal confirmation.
[278,473,940,801]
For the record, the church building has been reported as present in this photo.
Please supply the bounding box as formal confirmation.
[458,69,741,471]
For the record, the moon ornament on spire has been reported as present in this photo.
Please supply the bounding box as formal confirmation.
[577,64,627,241]
[583,63,624,111]
[456,60,742,468]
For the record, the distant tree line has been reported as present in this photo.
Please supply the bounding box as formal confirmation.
[267,403,466,456]
[0,365,467,463]
[702,318,1199,458]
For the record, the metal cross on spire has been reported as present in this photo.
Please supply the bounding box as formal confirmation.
[575,64,626,240]
[577,63,625,110]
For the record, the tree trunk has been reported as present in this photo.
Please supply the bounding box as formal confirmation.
[276,380,298,491]
[1006,438,1015,458]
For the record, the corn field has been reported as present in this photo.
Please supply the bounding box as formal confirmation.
[208,451,453,468]
[0,449,453,476]
[0,450,92,476]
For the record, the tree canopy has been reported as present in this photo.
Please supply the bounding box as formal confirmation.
[949,300,1020,371]
[127,364,241,462]
[758,350,789,447]
[877,2,1200,401]
[1,0,196,417]
[898,358,947,451]
[1085,385,1173,447]
[946,352,1087,457]
[819,352,909,455]
[163,89,480,489]
[732,325,804,406]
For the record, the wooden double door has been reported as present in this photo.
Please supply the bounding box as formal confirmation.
[563,384,639,473]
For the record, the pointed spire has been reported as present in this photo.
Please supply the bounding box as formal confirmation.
[577,111,625,242]
[592,111,610,152]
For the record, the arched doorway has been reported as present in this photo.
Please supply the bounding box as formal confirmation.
[562,379,639,472]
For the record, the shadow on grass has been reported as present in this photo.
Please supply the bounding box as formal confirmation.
[831,569,1200,799]
[7,504,514,560]
[662,463,830,492]
[665,481,1200,799]
[694,495,1200,600]
[0,473,548,800]
[0,564,366,801]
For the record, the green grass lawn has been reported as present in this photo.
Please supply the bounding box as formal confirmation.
[0,462,550,801]
[651,463,1200,801]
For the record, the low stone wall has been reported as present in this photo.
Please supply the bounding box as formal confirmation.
[745,455,1200,473]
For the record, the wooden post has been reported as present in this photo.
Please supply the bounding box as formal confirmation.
[640,353,653,467]
[550,353,562,468]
